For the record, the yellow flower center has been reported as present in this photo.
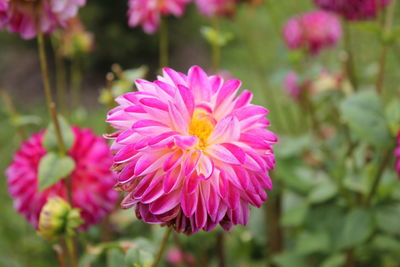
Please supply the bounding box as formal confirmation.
[189,110,215,149]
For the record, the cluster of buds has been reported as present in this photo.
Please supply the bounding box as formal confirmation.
[284,69,345,100]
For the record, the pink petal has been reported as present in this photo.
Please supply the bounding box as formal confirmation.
[184,150,201,176]
[163,150,184,172]
[163,166,182,194]
[150,190,181,215]
[132,120,169,135]
[207,143,245,165]
[188,65,211,101]
[181,191,198,217]
[174,135,198,150]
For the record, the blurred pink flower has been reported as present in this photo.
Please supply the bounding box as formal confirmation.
[128,0,190,34]
[6,127,118,228]
[166,247,184,265]
[195,0,238,17]
[106,66,277,234]
[396,131,400,177]
[314,0,391,21]
[283,10,342,55]
[0,0,85,39]
[166,247,196,266]
[284,72,301,100]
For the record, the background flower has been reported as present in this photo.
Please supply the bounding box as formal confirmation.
[0,0,86,39]
[195,0,238,17]
[6,127,118,228]
[283,10,342,55]
[314,0,391,21]
[128,0,190,34]
[107,66,277,234]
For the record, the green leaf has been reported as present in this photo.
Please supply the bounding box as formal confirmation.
[200,26,234,47]
[43,116,75,153]
[337,208,374,249]
[273,252,308,267]
[385,98,400,136]
[38,153,76,191]
[107,248,125,267]
[308,181,338,204]
[375,204,400,235]
[296,231,330,255]
[340,90,391,148]
[281,202,309,227]
[371,235,400,252]
[320,253,346,267]
[125,247,153,267]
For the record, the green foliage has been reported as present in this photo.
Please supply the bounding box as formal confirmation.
[43,115,75,153]
[340,90,392,148]
[38,153,76,191]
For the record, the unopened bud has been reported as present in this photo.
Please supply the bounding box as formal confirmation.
[37,197,83,241]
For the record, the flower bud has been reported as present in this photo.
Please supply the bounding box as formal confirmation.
[37,197,83,241]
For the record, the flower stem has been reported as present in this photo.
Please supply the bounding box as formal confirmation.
[151,227,172,267]
[71,53,82,109]
[211,16,221,72]
[51,36,68,116]
[216,231,226,267]
[364,148,393,205]
[342,21,358,91]
[1,89,26,140]
[159,18,169,68]
[376,0,397,95]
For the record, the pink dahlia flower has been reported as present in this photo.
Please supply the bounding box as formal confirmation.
[106,66,277,234]
[0,0,85,39]
[6,127,119,228]
[128,0,190,34]
[195,0,238,17]
[314,0,391,21]
[283,10,342,55]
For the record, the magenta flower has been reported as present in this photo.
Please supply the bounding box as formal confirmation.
[314,0,391,21]
[396,132,400,177]
[195,0,238,17]
[106,66,277,234]
[128,0,190,34]
[283,10,342,55]
[284,72,301,100]
[0,0,85,39]
[6,127,118,228]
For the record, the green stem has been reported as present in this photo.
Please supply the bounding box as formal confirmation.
[343,21,358,91]
[71,53,82,109]
[1,89,26,140]
[159,18,169,68]
[211,16,221,72]
[51,36,68,115]
[364,148,393,205]
[216,231,226,267]
[375,0,397,95]
[65,236,78,267]
[151,227,172,267]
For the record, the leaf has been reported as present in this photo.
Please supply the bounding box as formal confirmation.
[375,204,400,235]
[339,90,391,148]
[371,235,400,252]
[296,231,330,255]
[38,153,76,191]
[385,98,400,136]
[273,252,308,267]
[200,26,234,47]
[107,248,125,267]
[308,181,338,204]
[320,253,346,267]
[281,202,309,227]
[43,115,75,153]
[125,247,153,267]
[337,208,374,249]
